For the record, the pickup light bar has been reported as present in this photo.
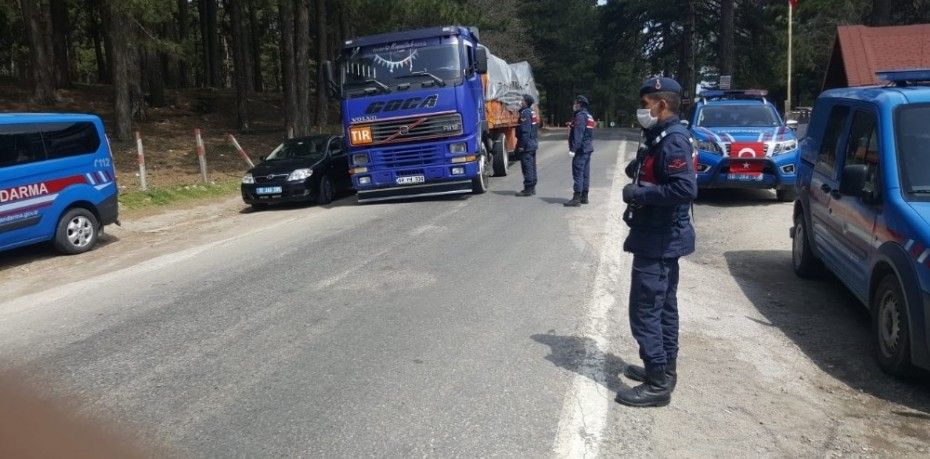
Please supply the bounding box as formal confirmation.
[877,69,930,87]
[699,89,769,98]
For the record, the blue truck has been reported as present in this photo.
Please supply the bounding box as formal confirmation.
[325,26,532,203]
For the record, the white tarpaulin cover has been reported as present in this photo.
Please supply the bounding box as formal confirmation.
[482,45,539,111]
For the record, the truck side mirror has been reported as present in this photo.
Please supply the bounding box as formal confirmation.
[324,60,340,99]
[840,164,868,197]
[475,48,488,75]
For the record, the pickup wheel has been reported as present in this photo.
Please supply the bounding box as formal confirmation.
[491,132,509,177]
[872,274,913,376]
[791,212,821,278]
[53,207,100,255]
[472,146,489,194]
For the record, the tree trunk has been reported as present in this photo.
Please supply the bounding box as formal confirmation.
[279,0,298,132]
[177,0,190,87]
[249,0,264,92]
[199,0,221,87]
[870,0,892,26]
[102,9,114,84]
[86,0,107,83]
[20,0,57,104]
[106,2,133,139]
[145,46,167,108]
[49,0,71,87]
[676,0,696,113]
[295,0,312,136]
[229,0,251,131]
[315,0,328,127]
[718,0,734,77]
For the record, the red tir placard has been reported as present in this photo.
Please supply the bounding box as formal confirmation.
[729,142,765,159]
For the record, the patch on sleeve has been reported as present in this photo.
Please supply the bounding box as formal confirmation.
[667,158,688,172]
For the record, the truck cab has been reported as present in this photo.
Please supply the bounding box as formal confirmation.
[329,26,491,203]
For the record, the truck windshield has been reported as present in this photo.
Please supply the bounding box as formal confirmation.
[344,44,462,95]
[897,105,930,195]
[698,105,781,127]
[266,138,329,161]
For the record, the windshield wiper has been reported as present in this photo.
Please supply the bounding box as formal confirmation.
[396,71,447,87]
[345,78,391,94]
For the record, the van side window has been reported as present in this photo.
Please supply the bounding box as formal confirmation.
[845,110,880,193]
[0,124,46,168]
[41,122,101,159]
[817,104,850,176]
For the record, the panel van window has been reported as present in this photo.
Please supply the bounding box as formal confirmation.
[817,105,850,176]
[41,122,101,159]
[896,104,930,196]
[0,124,46,168]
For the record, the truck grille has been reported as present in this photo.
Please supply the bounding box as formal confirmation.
[377,145,443,168]
[364,112,463,145]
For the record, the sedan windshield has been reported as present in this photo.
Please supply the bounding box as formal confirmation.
[266,138,329,161]
[345,44,462,95]
[698,105,781,127]
[897,105,930,195]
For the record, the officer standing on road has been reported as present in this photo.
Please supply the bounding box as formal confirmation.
[565,95,595,207]
[516,94,539,197]
[616,77,697,408]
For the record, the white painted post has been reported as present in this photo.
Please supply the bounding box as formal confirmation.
[287,124,295,139]
[228,134,255,168]
[135,131,147,191]
[195,128,209,183]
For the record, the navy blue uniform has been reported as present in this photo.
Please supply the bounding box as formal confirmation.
[623,116,697,372]
[569,108,595,193]
[516,106,539,189]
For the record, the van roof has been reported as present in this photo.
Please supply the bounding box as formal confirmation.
[0,113,103,123]
[820,85,930,105]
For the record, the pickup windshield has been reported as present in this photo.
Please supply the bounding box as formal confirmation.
[698,105,781,127]
[266,138,329,161]
[344,44,462,95]
[897,105,930,195]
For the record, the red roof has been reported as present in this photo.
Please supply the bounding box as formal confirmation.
[825,24,930,89]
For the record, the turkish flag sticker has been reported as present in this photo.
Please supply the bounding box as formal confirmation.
[729,142,765,159]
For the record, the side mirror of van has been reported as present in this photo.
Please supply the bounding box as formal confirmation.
[840,164,868,197]
[786,119,799,130]
[475,47,488,75]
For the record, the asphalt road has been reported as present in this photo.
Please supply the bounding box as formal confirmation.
[2,129,929,457]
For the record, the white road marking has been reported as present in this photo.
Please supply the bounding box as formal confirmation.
[553,139,634,458]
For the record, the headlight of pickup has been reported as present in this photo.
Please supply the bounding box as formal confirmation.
[772,140,798,156]
[695,140,723,155]
[242,173,255,184]
[287,168,313,181]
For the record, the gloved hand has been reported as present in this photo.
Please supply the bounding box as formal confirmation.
[624,159,639,179]
[568,150,575,158]
[622,184,638,204]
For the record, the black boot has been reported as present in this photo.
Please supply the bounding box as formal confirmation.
[623,360,677,390]
[615,367,672,407]
[516,187,536,197]
[580,191,589,204]
[564,193,582,207]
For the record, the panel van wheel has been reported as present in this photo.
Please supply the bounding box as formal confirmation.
[53,208,99,255]
[491,132,509,177]
[872,274,913,376]
[316,176,334,205]
[791,213,821,278]
[472,150,489,194]
[777,187,797,202]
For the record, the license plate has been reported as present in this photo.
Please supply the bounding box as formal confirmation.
[396,175,425,185]
[727,173,764,182]
[256,186,283,194]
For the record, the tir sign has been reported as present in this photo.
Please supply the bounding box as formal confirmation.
[350,126,373,145]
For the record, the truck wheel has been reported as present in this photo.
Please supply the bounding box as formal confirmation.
[791,212,821,278]
[472,147,489,194]
[872,274,913,376]
[777,187,797,202]
[491,132,508,177]
[53,207,99,255]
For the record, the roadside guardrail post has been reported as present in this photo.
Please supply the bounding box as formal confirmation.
[135,131,147,191]
[228,134,255,168]
[194,128,209,183]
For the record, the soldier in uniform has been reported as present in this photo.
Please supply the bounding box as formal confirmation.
[565,95,595,207]
[616,77,697,407]
[516,94,539,197]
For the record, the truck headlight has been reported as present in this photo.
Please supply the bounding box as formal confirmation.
[352,153,369,165]
[287,168,313,181]
[242,173,255,184]
[772,140,798,156]
[449,142,468,154]
[695,140,722,155]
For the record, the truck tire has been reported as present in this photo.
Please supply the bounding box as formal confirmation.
[872,274,913,376]
[491,132,508,177]
[472,145,489,194]
[53,207,100,255]
[791,212,821,278]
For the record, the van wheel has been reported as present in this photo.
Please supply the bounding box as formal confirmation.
[317,176,334,205]
[791,213,821,278]
[872,274,913,376]
[472,147,489,194]
[54,208,99,255]
[491,132,508,177]
[777,187,797,202]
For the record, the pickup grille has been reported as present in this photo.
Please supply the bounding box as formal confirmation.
[724,143,771,156]
[363,112,463,145]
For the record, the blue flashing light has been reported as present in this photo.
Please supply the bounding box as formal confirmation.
[877,69,930,86]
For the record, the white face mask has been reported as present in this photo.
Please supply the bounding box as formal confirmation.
[637,108,658,129]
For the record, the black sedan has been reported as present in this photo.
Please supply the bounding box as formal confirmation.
[241,135,352,209]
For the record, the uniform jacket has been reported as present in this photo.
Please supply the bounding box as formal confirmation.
[516,106,538,151]
[623,116,698,259]
[568,108,595,154]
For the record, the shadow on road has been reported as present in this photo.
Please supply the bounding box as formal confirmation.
[696,188,782,208]
[0,233,120,273]
[531,333,631,393]
[724,249,930,415]
[238,193,357,214]
[538,197,570,205]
